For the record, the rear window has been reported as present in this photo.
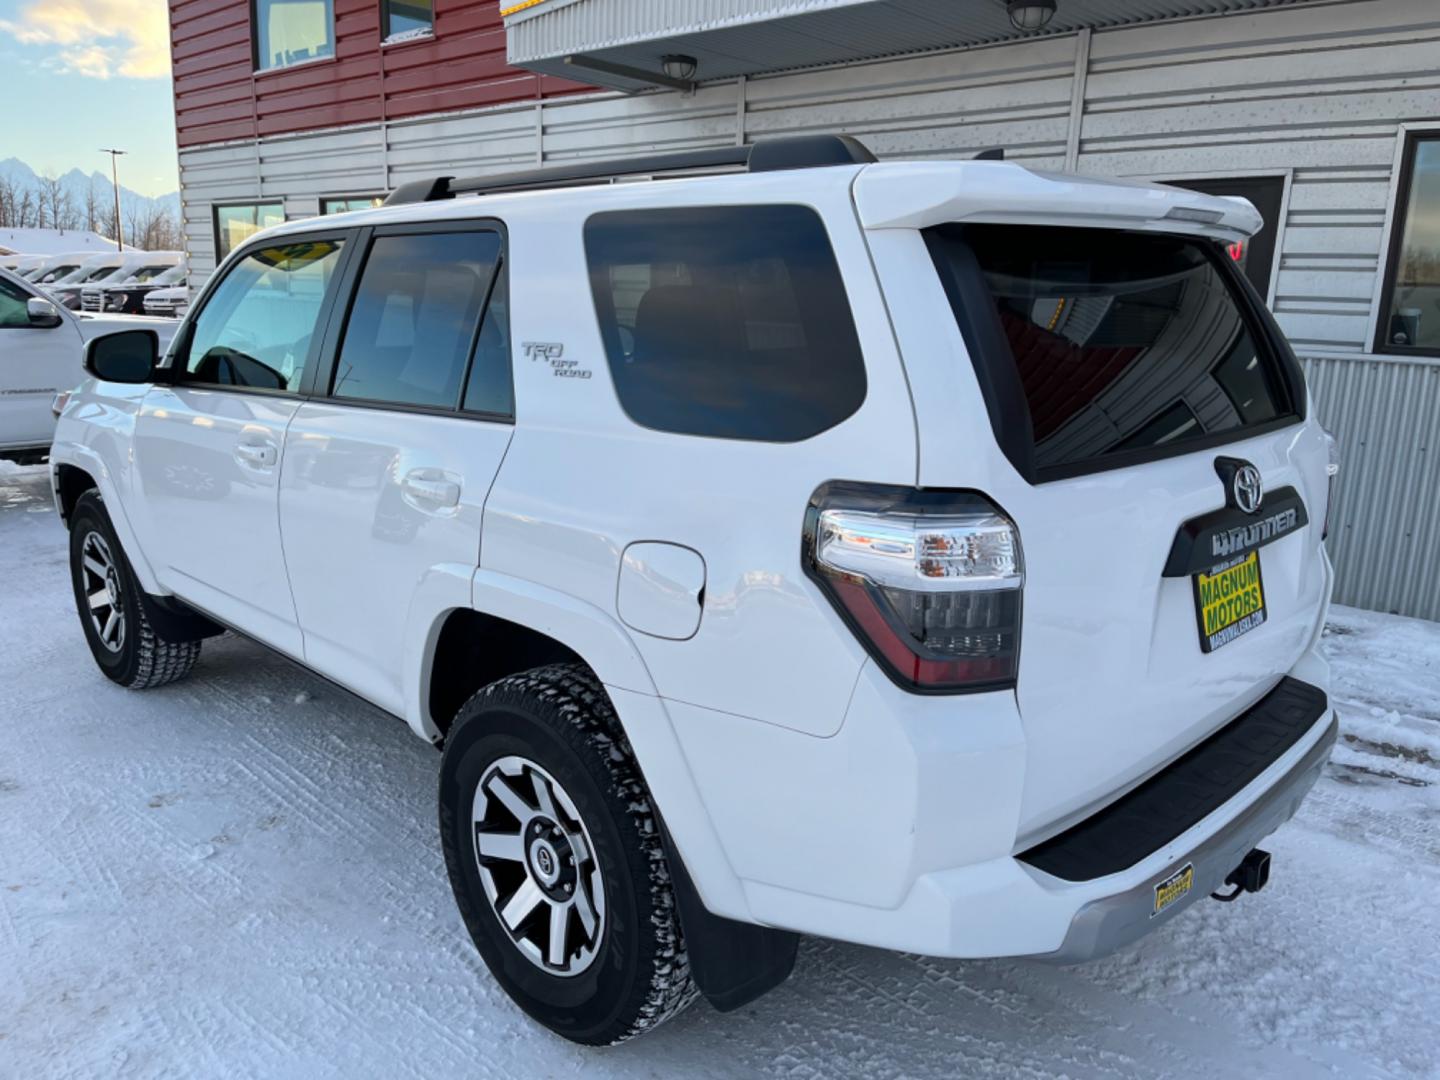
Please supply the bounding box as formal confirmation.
[584,205,866,442]
[926,225,1300,477]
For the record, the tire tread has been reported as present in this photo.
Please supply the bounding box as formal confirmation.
[451,663,699,1044]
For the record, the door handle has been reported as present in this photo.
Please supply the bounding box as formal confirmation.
[402,472,461,508]
[235,442,278,468]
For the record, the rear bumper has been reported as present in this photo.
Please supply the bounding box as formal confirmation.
[1041,711,1336,963]
[665,655,1336,960]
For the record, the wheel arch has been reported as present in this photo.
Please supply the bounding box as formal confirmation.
[409,568,660,744]
[49,447,162,595]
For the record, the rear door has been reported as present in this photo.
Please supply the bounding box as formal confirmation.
[133,231,352,656]
[886,219,1331,839]
[277,221,513,715]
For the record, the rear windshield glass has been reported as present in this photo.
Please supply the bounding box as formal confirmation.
[927,225,1297,475]
[584,205,866,443]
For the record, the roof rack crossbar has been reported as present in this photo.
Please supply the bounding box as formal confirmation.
[383,134,875,206]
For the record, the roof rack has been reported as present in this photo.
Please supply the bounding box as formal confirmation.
[383,134,876,206]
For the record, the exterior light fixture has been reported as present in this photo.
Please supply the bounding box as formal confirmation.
[661,54,698,81]
[1007,0,1057,31]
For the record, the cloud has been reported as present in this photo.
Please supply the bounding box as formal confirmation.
[0,0,170,79]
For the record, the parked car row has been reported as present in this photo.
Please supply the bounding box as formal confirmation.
[0,250,189,317]
[81,261,190,315]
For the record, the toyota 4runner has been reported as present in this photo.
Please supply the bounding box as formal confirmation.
[50,135,1339,1045]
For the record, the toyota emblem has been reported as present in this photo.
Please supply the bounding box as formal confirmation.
[1233,464,1263,514]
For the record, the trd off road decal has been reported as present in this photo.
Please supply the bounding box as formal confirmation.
[522,341,592,379]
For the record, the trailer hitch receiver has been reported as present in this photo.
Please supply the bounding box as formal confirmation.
[1211,848,1271,902]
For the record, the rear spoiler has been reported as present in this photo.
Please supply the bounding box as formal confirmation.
[853,162,1263,243]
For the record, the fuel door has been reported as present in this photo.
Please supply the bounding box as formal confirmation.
[617,542,705,641]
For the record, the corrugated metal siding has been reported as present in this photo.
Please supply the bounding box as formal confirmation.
[169,0,591,149]
[176,0,1440,618]
[1305,355,1440,620]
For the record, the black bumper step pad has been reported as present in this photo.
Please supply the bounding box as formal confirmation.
[1018,676,1329,882]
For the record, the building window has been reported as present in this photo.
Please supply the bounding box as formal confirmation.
[1377,134,1440,355]
[1170,176,1286,303]
[214,203,286,262]
[382,0,433,40]
[253,0,335,72]
[321,196,385,215]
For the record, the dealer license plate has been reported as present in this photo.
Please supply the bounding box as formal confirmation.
[1152,863,1194,918]
[1193,549,1266,654]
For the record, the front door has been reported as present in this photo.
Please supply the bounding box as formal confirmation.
[278,223,514,714]
[132,233,352,655]
[0,275,79,450]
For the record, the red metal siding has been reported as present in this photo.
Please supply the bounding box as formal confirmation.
[170,0,592,148]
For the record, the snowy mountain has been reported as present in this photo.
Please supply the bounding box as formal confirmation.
[0,157,180,222]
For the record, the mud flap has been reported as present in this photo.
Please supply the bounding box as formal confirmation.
[658,819,799,1012]
[138,591,226,643]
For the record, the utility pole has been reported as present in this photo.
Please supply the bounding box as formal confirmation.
[99,148,127,251]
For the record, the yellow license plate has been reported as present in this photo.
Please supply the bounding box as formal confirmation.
[1193,549,1266,654]
[1152,863,1194,918]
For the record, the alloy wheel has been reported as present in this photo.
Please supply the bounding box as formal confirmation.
[79,531,126,653]
[472,755,606,976]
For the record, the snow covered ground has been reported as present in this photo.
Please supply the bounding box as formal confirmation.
[2,460,1437,1079]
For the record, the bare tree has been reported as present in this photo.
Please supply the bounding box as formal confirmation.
[100,195,121,247]
[38,174,67,231]
[0,175,18,227]
[122,200,183,251]
[16,187,35,229]
[84,181,101,234]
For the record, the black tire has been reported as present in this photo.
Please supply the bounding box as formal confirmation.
[68,491,201,689]
[439,663,698,1045]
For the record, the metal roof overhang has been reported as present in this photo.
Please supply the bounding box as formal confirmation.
[503,0,1315,92]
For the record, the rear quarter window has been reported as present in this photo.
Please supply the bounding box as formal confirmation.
[583,204,866,442]
[926,224,1304,480]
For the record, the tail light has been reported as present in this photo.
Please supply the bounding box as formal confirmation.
[803,482,1023,693]
[1321,429,1340,541]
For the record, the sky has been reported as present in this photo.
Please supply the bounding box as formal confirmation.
[0,0,180,197]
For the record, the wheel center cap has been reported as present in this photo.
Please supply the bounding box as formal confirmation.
[529,838,560,885]
[105,572,120,606]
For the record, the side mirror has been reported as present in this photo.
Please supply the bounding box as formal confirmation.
[26,297,63,329]
[84,329,160,384]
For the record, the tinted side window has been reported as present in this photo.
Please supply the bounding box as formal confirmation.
[184,238,346,392]
[584,205,867,442]
[333,231,501,409]
[462,262,512,416]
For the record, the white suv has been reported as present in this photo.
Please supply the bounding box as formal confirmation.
[50,135,1339,1045]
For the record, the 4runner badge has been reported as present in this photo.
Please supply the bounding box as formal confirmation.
[522,341,592,379]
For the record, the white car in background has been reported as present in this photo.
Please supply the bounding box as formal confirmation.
[2,254,47,279]
[29,253,104,287]
[142,284,191,319]
[0,267,178,464]
[85,261,189,315]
